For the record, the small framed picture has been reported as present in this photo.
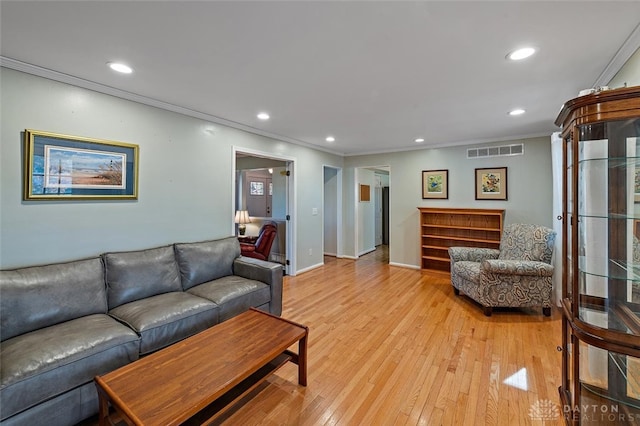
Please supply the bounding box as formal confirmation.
[23,129,139,201]
[360,184,371,202]
[475,167,507,200]
[422,169,448,199]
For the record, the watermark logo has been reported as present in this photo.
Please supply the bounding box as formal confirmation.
[529,399,560,421]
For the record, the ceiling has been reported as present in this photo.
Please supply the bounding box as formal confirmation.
[1,1,640,156]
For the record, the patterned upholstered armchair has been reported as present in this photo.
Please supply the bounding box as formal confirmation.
[448,223,556,316]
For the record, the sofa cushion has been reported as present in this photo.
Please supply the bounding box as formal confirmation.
[108,292,219,355]
[174,237,240,290]
[0,258,107,341]
[187,276,271,321]
[0,381,99,426]
[104,245,182,309]
[0,314,139,421]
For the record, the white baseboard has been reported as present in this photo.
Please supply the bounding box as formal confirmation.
[338,255,358,260]
[358,247,376,256]
[295,262,324,275]
[389,262,421,270]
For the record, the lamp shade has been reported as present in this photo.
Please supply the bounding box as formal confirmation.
[234,210,250,224]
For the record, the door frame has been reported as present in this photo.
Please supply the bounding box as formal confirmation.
[232,146,297,276]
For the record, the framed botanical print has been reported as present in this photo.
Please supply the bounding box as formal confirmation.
[422,169,448,199]
[475,167,507,200]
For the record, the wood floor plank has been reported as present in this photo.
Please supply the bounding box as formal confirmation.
[221,247,561,425]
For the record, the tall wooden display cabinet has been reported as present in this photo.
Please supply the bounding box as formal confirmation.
[556,86,640,424]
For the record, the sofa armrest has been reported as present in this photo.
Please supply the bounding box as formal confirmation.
[233,257,283,316]
[481,259,554,277]
[448,247,500,263]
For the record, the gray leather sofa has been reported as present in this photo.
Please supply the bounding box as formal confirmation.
[0,236,283,426]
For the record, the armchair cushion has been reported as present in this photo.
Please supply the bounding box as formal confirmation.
[497,223,555,263]
[481,259,555,277]
[452,261,480,282]
[448,247,500,263]
[239,244,256,254]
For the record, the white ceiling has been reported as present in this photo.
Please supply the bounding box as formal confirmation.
[1,1,640,156]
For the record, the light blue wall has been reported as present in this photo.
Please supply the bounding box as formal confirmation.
[0,68,342,270]
[1,68,554,271]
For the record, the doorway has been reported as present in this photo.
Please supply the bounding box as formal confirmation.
[233,147,296,275]
[323,166,342,259]
[355,166,390,263]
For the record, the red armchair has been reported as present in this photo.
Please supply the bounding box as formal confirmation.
[240,221,277,261]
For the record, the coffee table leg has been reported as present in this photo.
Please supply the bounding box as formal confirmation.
[298,332,308,386]
[97,391,109,426]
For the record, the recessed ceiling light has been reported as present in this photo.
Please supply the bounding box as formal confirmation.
[326,136,335,143]
[107,62,133,74]
[507,47,536,61]
[257,112,270,120]
[509,109,526,116]
[415,138,425,143]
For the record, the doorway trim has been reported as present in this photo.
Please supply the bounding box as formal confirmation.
[232,146,297,276]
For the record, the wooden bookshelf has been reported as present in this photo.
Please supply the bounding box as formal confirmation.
[418,208,505,272]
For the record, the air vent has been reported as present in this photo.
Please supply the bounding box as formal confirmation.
[467,143,524,159]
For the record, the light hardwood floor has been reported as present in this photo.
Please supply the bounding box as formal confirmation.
[220,247,563,425]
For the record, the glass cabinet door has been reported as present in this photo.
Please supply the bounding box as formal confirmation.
[576,119,640,337]
[574,118,640,420]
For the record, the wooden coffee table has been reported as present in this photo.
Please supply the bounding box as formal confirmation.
[94,308,308,426]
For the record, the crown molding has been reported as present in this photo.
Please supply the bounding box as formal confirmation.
[0,56,345,157]
[593,22,640,87]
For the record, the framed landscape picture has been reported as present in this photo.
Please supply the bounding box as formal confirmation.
[422,169,448,199]
[475,167,507,200]
[23,129,139,200]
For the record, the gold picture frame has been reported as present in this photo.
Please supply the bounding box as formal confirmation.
[360,184,371,202]
[422,169,448,199]
[475,167,507,200]
[23,129,139,200]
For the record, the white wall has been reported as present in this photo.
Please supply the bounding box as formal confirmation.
[344,136,553,268]
[0,68,343,270]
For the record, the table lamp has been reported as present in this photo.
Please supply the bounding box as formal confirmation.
[235,210,250,235]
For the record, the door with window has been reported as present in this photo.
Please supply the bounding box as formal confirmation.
[245,171,272,217]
